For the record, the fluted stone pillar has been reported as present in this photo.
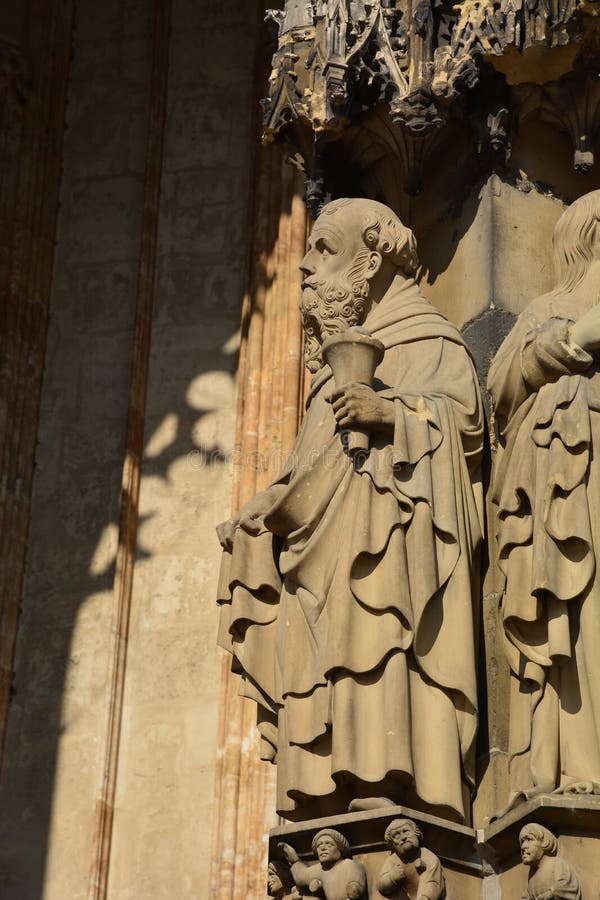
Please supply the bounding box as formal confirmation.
[210,143,308,900]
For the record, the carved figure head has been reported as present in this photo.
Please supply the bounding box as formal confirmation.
[311,828,351,866]
[553,189,600,293]
[299,197,419,371]
[384,818,423,858]
[519,824,558,868]
[267,860,295,897]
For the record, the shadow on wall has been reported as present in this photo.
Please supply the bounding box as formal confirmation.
[0,0,266,897]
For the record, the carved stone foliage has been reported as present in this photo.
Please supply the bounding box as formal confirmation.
[377,818,446,899]
[519,824,581,899]
[278,828,367,900]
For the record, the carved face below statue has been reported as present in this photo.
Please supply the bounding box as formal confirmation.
[378,818,445,900]
[518,825,581,900]
[217,196,484,824]
[386,819,422,860]
[315,832,343,866]
[520,830,546,867]
[277,829,367,900]
[267,860,296,899]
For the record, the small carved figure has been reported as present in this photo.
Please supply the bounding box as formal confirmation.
[279,828,367,900]
[488,190,600,807]
[519,824,581,899]
[268,859,300,898]
[217,197,484,824]
[377,818,445,899]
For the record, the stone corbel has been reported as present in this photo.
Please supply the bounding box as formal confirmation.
[540,69,600,173]
[390,86,445,135]
[468,74,513,168]
[392,0,444,136]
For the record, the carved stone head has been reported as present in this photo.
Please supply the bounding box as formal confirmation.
[553,189,600,293]
[384,818,424,859]
[267,859,296,897]
[519,823,558,868]
[299,197,419,371]
[311,827,352,866]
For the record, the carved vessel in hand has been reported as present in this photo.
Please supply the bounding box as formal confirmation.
[322,325,385,455]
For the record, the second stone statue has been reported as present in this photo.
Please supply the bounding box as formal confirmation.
[489,190,600,810]
[217,198,484,823]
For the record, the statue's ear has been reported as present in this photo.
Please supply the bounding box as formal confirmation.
[366,250,382,277]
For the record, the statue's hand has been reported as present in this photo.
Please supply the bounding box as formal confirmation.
[391,863,406,883]
[309,877,324,893]
[236,491,275,533]
[216,518,237,552]
[278,842,300,866]
[346,880,363,899]
[331,383,394,431]
[570,305,600,351]
[217,487,280,550]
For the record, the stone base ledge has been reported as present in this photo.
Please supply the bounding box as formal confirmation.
[478,794,600,864]
[268,797,600,898]
[270,804,480,873]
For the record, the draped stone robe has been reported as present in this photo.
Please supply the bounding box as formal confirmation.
[218,279,484,823]
[523,856,581,900]
[488,289,600,800]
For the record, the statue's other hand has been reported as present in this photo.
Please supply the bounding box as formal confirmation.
[236,489,278,533]
[216,518,237,552]
[391,863,406,883]
[278,842,300,866]
[309,877,323,893]
[331,383,394,431]
[570,304,600,351]
[346,879,364,899]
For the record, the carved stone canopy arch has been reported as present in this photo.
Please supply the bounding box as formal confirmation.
[263,0,600,210]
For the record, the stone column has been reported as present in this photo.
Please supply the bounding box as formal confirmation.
[209,143,307,900]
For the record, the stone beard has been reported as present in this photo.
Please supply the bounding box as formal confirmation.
[217,197,484,823]
[300,247,372,373]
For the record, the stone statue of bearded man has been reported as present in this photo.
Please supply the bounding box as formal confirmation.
[217,198,484,824]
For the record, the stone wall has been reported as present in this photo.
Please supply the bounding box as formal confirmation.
[106,1,260,895]
[0,1,259,897]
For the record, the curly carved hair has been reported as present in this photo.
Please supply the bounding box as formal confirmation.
[519,824,558,857]
[321,198,419,277]
[553,189,600,294]
[311,828,351,858]
[384,818,423,849]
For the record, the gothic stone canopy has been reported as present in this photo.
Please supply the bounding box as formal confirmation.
[263,0,600,205]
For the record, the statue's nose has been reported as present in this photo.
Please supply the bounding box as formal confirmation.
[300,251,315,278]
